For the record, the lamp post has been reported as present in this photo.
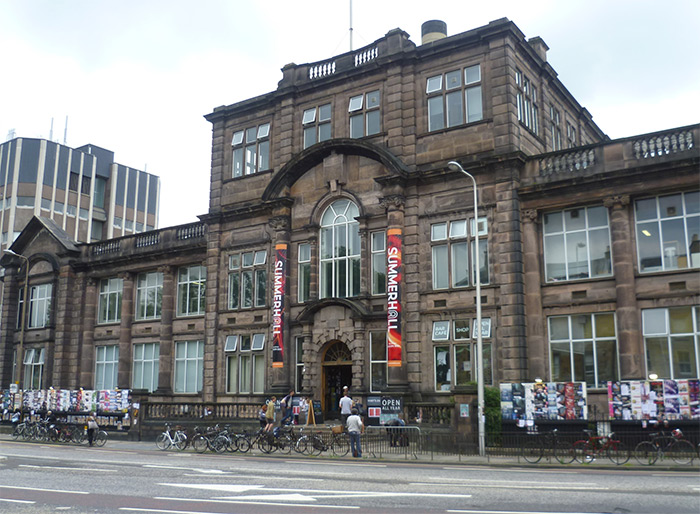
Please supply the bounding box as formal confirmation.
[447,161,485,457]
[5,249,29,389]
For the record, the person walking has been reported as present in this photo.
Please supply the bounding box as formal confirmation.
[346,408,363,458]
[87,415,98,447]
[339,390,353,424]
[279,390,295,426]
[265,396,276,432]
[298,396,309,425]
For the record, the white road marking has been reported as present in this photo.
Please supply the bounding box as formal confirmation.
[181,473,325,481]
[448,510,606,514]
[160,483,264,493]
[0,498,35,504]
[145,464,227,474]
[19,464,116,472]
[151,497,360,509]
[0,485,89,495]
[424,477,599,486]
[411,482,607,491]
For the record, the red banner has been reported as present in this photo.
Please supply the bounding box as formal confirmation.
[387,228,402,366]
[271,243,287,368]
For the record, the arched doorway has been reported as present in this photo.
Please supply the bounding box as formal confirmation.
[322,341,352,419]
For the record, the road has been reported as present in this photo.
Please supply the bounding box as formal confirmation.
[0,438,698,513]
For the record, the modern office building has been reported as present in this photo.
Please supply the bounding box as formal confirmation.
[0,138,160,247]
[0,18,697,424]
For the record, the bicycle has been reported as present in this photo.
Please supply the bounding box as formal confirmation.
[572,429,629,465]
[296,425,349,457]
[634,429,696,465]
[521,428,576,464]
[156,423,188,451]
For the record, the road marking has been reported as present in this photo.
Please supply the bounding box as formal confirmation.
[447,510,607,514]
[147,499,359,510]
[289,461,386,468]
[442,466,576,474]
[0,485,89,495]
[0,498,35,504]
[181,473,325,481]
[411,482,607,491]
[425,477,599,486]
[19,464,116,472]
[145,464,228,474]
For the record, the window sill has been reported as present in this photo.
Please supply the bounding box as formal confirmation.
[418,118,491,139]
[223,168,274,184]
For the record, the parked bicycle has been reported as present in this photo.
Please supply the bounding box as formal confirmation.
[633,429,695,465]
[156,423,188,451]
[521,428,575,464]
[572,429,629,464]
[296,425,349,457]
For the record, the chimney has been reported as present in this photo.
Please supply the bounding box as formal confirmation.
[528,37,549,62]
[421,20,447,45]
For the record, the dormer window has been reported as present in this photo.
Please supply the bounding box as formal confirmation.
[231,122,270,178]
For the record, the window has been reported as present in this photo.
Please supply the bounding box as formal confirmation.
[434,318,493,391]
[113,216,122,229]
[303,103,332,149]
[295,337,304,392]
[95,345,119,390]
[91,220,103,241]
[370,331,387,392]
[40,198,51,211]
[566,121,577,148]
[371,231,387,295]
[320,199,360,298]
[81,175,91,195]
[515,69,538,134]
[136,271,163,320]
[549,313,618,388]
[426,64,482,132]
[23,348,44,389]
[643,306,699,380]
[543,206,613,282]
[27,283,52,329]
[79,208,89,220]
[174,340,203,393]
[93,177,107,209]
[177,265,206,317]
[229,251,267,309]
[231,123,270,178]
[225,334,265,394]
[54,202,64,214]
[349,90,381,138]
[16,196,35,208]
[549,105,562,151]
[66,204,76,217]
[431,218,489,289]
[69,172,79,192]
[635,192,700,272]
[298,244,311,303]
[133,342,160,392]
[98,277,123,324]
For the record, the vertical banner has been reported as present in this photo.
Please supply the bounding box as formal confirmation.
[387,228,402,367]
[271,243,287,368]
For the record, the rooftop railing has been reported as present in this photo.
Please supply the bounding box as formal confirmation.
[88,222,206,259]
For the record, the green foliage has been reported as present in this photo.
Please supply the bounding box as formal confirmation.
[484,386,502,445]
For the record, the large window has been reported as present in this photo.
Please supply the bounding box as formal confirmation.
[320,199,360,298]
[643,306,699,380]
[298,244,311,303]
[295,336,304,392]
[635,192,700,273]
[23,348,44,390]
[515,69,538,134]
[27,283,52,329]
[229,251,267,309]
[370,331,387,392]
[136,271,163,320]
[231,123,270,178]
[133,342,160,392]
[174,340,204,393]
[349,90,381,138]
[549,313,618,388]
[177,265,206,317]
[98,277,123,324]
[543,206,612,282]
[431,218,489,290]
[303,103,332,149]
[95,345,119,390]
[433,318,493,391]
[225,334,265,394]
[371,231,387,295]
[426,64,482,132]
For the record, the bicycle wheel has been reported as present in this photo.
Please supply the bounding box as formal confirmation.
[94,430,108,447]
[331,436,350,457]
[235,435,252,453]
[192,434,209,453]
[73,427,86,445]
[11,424,23,441]
[156,433,171,450]
[554,440,576,464]
[522,439,543,464]
[174,432,188,451]
[258,436,274,454]
[278,435,293,455]
[295,436,309,455]
[212,435,229,454]
[573,440,594,464]
[607,441,630,465]
[669,439,695,465]
[634,441,658,465]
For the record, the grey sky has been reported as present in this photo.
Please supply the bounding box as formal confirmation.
[1,0,698,228]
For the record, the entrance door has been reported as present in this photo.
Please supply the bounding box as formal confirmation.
[321,341,352,419]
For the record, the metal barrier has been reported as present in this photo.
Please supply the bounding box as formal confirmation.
[364,425,421,460]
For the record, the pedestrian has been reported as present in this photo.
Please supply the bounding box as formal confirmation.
[346,408,363,458]
[265,396,276,432]
[299,396,309,425]
[280,390,295,426]
[339,389,353,424]
[87,414,98,447]
[258,404,268,429]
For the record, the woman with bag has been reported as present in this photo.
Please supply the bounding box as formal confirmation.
[87,415,99,447]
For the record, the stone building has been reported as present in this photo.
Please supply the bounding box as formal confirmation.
[1,18,698,423]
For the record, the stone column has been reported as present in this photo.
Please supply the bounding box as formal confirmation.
[269,214,292,391]
[156,266,175,395]
[522,209,546,380]
[78,278,98,388]
[380,193,408,387]
[0,267,21,387]
[117,272,135,389]
[605,195,643,378]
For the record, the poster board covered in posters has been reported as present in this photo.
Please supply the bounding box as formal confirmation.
[366,396,403,425]
[500,382,587,420]
[608,379,700,420]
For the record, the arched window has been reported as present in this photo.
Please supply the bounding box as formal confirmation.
[320,199,360,298]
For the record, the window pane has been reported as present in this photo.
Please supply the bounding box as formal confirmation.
[446,91,463,127]
[303,126,316,148]
[319,104,332,121]
[302,108,316,124]
[572,340,594,383]
[366,90,380,109]
[253,354,265,393]
[589,228,612,276]
[435,346,451,391]
[637,222,662,271]
[232,148,243,178]
[318,122,331,142]
[239,355,251,393]
[258,140,269,171]
[596,339,617,386]
[551,342,571,381]
[428,96,444,131]
[669,307,692,333]
[567,232,588,279]
[465,65,480,84]
[350,114,364,138]
[431,223,447,241]
[454,319,470,340]
[426,75,442,93]
[466,86,482,122]
[372,253,386,294]
[595,313,616,338]
[227,355,237,393]
[571,315,592,340]
[659,194,682,218]
[255,270,267,307]
[646,337,671,378]
[455,345,472,385]
[252,333,265,351]
[366,110,380,136]
[449,220,467,238]
[549,317,570,340]
[544,234,566,281]
[229,273,239,309]
[451,242,469,287]
[348,95,363,112]
[635,197,658,221]
[661,218,686,269]
[432,245,448,289]
[242,271,253,308]
[643,309,666,335]
[672,336,697,378]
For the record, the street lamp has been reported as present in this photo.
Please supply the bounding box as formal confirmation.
[447,161,485,457]
[5,249,29,389]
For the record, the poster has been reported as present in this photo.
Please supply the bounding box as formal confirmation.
[271,243,287,368]
[608,379,699,420]
[501,382,587,420]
